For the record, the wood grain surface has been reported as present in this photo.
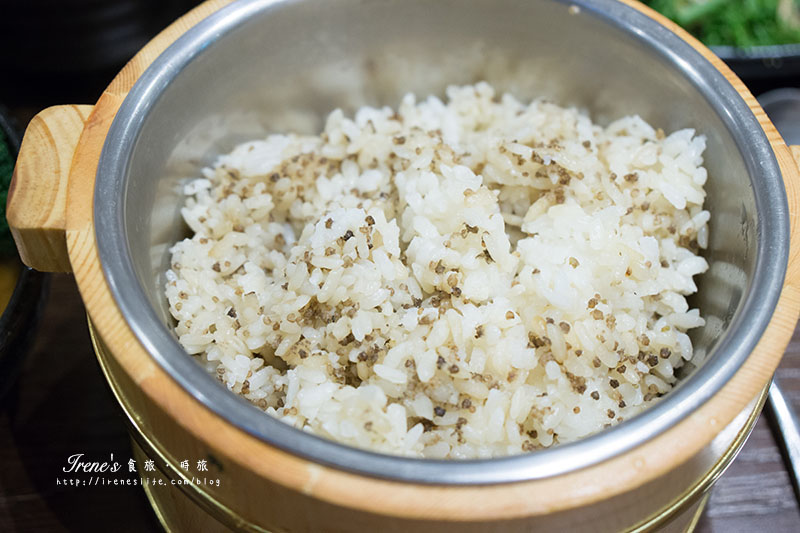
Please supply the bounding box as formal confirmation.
[0,274,797,531]
[7,105,93,273]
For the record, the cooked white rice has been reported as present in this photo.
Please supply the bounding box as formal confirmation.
[166,82,709,458]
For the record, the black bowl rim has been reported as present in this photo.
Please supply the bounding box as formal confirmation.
[712,43,800,61]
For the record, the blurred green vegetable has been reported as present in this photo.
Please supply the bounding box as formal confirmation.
[0,130,16,257]
[644,0,800,48]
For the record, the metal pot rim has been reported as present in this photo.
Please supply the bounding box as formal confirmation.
[94,0,789,485]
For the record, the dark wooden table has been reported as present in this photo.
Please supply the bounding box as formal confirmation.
[0,275,798,532]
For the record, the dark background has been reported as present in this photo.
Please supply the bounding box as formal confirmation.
[0,1,799,531]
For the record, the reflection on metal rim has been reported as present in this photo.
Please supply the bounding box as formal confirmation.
[137,461,173,533]
[134,439,254,533]
[685,493,711,533]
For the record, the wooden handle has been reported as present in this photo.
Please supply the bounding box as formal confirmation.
[7,105,93,272]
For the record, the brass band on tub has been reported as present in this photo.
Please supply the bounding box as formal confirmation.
[88,317,767,533]
[89,317,269,533]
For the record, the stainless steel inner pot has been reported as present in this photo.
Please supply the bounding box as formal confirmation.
[95,0,789,484]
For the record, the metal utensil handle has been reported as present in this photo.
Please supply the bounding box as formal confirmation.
[765,379,800,505]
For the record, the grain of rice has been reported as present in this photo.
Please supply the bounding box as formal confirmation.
[166,82,709,458]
